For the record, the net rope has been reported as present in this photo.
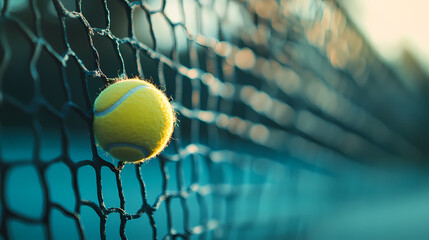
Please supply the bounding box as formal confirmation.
[0,0,426,239]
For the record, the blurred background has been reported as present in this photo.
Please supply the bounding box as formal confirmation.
[1,0,429,239]
[342,0,429,98]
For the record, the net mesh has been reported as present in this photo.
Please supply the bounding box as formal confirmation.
[0,0,427,239]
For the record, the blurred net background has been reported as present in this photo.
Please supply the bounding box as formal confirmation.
[1,0,429,239]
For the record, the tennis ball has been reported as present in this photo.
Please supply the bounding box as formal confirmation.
[93,78,175,163]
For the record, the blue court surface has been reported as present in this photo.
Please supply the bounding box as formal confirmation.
[2,129,429,239]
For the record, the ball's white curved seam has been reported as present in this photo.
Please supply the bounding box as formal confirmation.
[94,85,148,117]
[105,142,149,156]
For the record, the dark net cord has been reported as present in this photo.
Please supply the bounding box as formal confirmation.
[0,0,427,240]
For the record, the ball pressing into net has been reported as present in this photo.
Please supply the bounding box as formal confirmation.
[93,79,175,163]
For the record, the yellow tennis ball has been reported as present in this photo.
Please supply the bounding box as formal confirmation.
[93,78,175,163]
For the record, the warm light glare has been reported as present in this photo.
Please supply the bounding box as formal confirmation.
[342,0,429,72]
